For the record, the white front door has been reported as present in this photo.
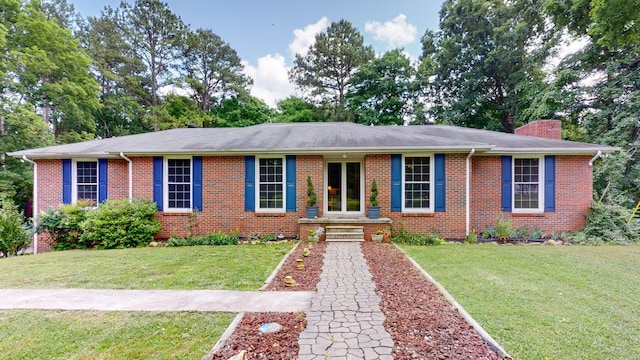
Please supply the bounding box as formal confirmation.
[326,161,363,214]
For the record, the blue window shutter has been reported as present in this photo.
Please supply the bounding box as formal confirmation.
[98,159,108,203]
[544,155,556,212]
[153,157,163,211]
[501,156,512,212]
[391,154,402,212]
[434,154,446,212]
[245,156,255,212]
[193,156,203,211]
[62,159,71,204]
[286,155,296,212]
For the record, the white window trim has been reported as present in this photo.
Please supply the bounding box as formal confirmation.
[255,156,286,213]
[512,155,545,214]
[401,154,435,213]
[163,156,193,213]
[72,159,99,205]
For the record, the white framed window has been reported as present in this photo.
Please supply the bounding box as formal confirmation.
[513,156,544,212]
[73,160,98,205]
[257,157,285,212]
[165,157,192,212]
[402,155,434,212]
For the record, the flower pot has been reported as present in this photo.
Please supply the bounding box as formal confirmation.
[371,234,384,242]
[306,206,318,219]
[367,206,380,219]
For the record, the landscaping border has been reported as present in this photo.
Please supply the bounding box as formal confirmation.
[393,244,512,360]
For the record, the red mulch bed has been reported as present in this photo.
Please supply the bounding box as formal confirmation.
[212,241,500,359]
[263,241,326,291]
[362,242,499,359]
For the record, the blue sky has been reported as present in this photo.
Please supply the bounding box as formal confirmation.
[71,0,446,106]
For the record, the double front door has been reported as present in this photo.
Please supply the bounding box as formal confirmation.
[326,161,362,214]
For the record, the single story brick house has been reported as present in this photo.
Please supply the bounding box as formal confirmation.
[9,120,617,252]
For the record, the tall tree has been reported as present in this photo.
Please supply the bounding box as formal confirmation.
[210,91,274,127]
[289,20,374,119]
[346,49,418,125]
[10,0,100,140]
[274,96,325,123]
[421,0,557,132]
[118,0,187,108]
[545,0,640,203]
[181,28,251,112]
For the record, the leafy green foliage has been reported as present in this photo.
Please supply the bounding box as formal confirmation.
[81,199,161,249]
[0,197,30,257]
[210,92,274,127]
[369,179,379,207]
[259,233,277,242]
[391,222,446,245]
[181,28,251,112]
[289,19,374,113]
[306,176,317,207]
[580,202,639,244]
[38,202,90,250]
[167,230,239,246]
[346,49,417,125]
[421,0,557,132]
[274,96,326,123]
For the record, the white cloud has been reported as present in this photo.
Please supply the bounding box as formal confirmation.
[288,17,330,58]
[243,54,296,107]
[365,14,417,49]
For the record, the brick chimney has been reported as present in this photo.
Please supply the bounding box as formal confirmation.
[515,120,562,140]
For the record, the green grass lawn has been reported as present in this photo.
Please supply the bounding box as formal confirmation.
[401,244,640,360]
[0,243,294,290]
[0,243,295,359]
[0,310,234,359]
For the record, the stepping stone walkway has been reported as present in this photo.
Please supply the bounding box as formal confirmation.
[298,242,394,359]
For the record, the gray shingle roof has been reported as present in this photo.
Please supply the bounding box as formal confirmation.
[8,122,617,159]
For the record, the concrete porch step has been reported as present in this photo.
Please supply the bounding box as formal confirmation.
[325,226,364,242]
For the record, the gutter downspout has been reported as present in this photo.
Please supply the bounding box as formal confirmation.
[119,152,133,201]
[588,150,604,166]
[22,156,38,254]
[466,148,476,236]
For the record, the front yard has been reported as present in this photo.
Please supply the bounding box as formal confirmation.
[0,243,294,359]
[1,242,638,359]
[401,244,640,360]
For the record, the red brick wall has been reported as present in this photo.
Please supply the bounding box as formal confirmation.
[379,154,468,238]
[470,155,593,236]
[515,120,562,140]
[33,153,594,251]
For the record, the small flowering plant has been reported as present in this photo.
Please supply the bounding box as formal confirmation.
[308,229,316,236]
[376,229,384,235]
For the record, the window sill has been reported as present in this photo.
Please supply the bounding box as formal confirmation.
[402,212,435,217]
[256,212,286,217]
[511,212,545,217]
[161,211,192,216]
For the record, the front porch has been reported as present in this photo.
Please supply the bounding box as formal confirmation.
[298,217,392,242]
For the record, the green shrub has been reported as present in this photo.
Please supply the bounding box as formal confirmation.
[259,233,276,242]
[529,226,546,239]
[482,226,496,239]
[0,198,31,257]
[81,199,161,249]
[38,202,90,250]
[495,215,514,241]
[391,223,446,245]
[581,202,639,244]
[167,230,239,247]
[510,225,529,239]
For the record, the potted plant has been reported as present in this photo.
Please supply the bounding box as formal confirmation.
[306,176,318,218]
[371,229,384,242]
[368,179,380,219]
